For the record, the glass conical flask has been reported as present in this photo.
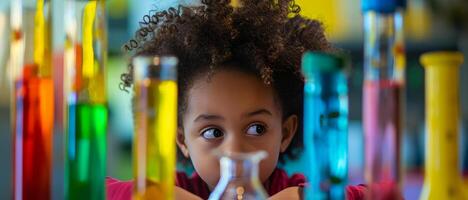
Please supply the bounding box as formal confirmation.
[209,151,268,200]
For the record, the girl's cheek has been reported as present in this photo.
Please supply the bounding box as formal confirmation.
[189,144,221,185]
[190,138,221,155]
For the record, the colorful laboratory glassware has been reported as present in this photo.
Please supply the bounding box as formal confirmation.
[132,56,178,200]
[63,0,108,199]
[302,52,348,199]
[10,0,54,199]
[362,0,406,198]
[209,151,268,200]
[419,51,468,200]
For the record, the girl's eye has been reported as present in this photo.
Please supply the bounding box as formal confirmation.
[201,128,224,140]
[246,124,266,136]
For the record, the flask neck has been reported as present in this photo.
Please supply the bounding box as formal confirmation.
[219,156,260,182]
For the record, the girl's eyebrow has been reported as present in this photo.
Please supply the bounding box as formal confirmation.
[193,109,272,122]
[194,114,225,122]
[244,109,272,117]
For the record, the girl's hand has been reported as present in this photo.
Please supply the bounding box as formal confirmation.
[268,186,303,200]
[175,186,203,200]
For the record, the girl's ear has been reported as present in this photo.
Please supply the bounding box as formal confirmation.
[280,115,298,153]
[176,127,190,158]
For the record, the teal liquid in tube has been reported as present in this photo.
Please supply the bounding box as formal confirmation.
[302,52,349,199]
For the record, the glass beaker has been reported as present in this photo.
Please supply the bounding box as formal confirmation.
[302,52,349,200]
[209,151,268,200]
[63,0,107,199]
[132,56,178,200]
[10,0,54,199]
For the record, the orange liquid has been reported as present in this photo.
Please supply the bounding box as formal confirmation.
[133,179,164,199]
[13,65,54,200]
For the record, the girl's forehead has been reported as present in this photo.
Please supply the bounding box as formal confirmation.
[185,70,281,119]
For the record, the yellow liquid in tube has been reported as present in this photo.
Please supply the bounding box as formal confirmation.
[133,80,177,200]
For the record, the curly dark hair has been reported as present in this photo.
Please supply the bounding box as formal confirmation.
[121,0,333,164]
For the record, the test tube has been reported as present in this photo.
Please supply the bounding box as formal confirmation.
[132,56,178,200]
[10,0,54,199]
[362,0,406,197]
[63,0,107,199]
[419,51,468,200]
[302,52,349,199]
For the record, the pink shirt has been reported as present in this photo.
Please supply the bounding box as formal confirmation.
[106,168,366,199]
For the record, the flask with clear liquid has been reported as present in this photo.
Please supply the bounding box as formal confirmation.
[209,151,269,200]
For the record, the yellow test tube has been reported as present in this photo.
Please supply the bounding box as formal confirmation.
[132,56,178,200]
[419,51,467,200]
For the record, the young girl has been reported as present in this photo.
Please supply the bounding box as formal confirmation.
[108,0,367,199]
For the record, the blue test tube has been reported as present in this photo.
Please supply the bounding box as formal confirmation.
[302,52,349,200]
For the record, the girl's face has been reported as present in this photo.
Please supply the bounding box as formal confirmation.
[176,68,298,189]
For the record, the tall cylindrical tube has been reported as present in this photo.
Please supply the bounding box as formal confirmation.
[419,51,467,200]
[10,0,54,199]
[64,0,108,199]
[302,52,348,200]
[132,56,178,200]
[362,0,406,198]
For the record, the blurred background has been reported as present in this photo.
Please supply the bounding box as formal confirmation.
[0,0,467,199]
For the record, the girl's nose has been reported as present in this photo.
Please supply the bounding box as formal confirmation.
[220,133,247,154]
